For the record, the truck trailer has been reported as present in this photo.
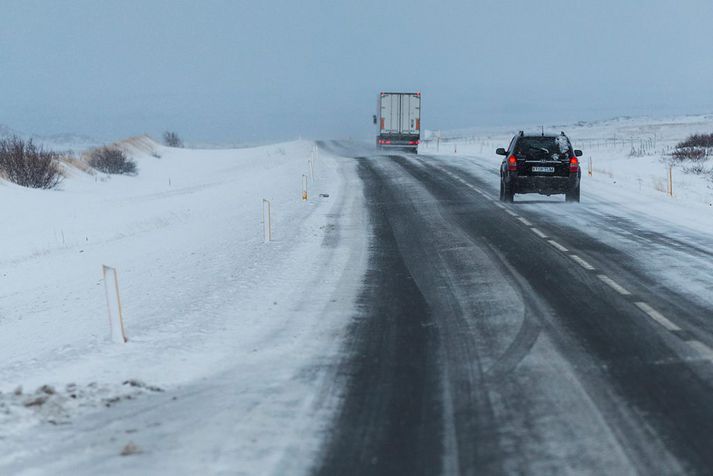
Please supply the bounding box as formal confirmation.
[373,92,421,153]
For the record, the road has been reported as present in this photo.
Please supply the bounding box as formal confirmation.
[315,144,713,475]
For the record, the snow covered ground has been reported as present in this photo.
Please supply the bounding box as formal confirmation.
[0,138,368,473]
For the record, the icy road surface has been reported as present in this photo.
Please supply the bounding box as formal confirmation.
[315,142,713,475]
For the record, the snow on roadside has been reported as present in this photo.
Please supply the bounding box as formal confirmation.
[0,139,368,473]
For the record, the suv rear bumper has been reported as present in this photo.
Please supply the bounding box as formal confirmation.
[512,175,579,194]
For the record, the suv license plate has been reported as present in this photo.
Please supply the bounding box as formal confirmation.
[532,166,555,173]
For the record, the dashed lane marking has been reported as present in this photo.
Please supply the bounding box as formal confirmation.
[570,255,595,271]
[598,274,632,296]
[457,169,713,363]
[548,240,569,252]
[688,340,713,360]
[634,302,681,331]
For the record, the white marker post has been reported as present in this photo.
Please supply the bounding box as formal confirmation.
[308,159,314,181]
[668,165,673,197]
[262,198,272,242]
[102,265,128,343]
[302,174,308,201]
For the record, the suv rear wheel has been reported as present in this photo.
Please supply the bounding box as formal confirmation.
[500,179,515,203]
[565,185,580,203]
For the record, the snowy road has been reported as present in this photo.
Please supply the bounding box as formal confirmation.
[315,145,713,475]
[3,138,713,475]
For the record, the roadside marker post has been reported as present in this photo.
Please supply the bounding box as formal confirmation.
[302,174,308,201]
[588,157,593,176]
[262,199,272,242]
[102,265,128,343]
[308,159,314,181]
[668,165,673,197]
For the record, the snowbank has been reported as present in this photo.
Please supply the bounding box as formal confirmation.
[0,138,367,473]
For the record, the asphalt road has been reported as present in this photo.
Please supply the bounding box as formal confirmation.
[315,146,713,475]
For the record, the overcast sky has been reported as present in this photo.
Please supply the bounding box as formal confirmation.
[1,0,712,143]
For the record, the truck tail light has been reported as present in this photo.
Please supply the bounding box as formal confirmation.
[508,155,518,171]
[409,140,419,145]
[569,157,579,172]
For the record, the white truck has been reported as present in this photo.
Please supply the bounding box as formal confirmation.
[373,92,421,153]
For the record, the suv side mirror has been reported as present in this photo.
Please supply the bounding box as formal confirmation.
[496,148,507,156]
[372,115,377,125]
[574,149,583,157]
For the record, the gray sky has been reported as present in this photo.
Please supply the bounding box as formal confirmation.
[1,0,712,143]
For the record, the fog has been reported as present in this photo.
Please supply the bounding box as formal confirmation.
[1,0,712,143]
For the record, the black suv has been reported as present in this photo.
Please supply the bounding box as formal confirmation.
[497,131,583,203]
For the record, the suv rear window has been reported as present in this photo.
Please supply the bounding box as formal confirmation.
[515,136,571,159]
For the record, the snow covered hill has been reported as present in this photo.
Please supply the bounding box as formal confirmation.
[0,123,100,153]
[0,138,368,473]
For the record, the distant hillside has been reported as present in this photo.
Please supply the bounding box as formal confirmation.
[0,123,100,152]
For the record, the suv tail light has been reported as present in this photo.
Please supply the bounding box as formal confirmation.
[569,157,579,172]
[508,155,518,171]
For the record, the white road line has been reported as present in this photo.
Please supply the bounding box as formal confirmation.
[494,203,505,209]
[531,227,547,239]
[547,240,569,253]
[634,302,681,331]
[570,255,595,271]
[517,217,533,226]
[688,340,713,360]
[597,274,631,296]
[505,209,518,217]
[548,240,569,252]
